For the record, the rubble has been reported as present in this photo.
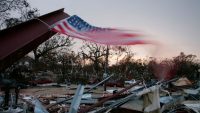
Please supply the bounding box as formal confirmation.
[172,77,193,87]
[0,76,199,113]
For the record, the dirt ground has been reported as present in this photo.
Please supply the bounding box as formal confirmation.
[20,86,73,97]
[0,84,117,98]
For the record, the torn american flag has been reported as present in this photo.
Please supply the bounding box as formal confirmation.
[51,15,148,45]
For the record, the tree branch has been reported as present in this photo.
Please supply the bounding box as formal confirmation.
[0,0,16,12]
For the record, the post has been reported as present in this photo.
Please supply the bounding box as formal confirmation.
[104,45,109,91]
[198,69,200,80]
[69,85,85,113]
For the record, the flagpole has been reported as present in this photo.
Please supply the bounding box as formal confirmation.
[104,45,109,91]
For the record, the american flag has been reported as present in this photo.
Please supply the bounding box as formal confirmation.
[51,15,148,45]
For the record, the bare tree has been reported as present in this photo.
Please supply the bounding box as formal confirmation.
[0,0,39,29]
[33,34,74,70]
[173,52,199,79]
[80,42,108,75]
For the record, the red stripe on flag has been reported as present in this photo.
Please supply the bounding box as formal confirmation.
[120,33,140,37]
[57,24,66,33]
[63,21,75,32]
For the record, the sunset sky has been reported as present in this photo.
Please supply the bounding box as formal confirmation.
[28,0,200,59]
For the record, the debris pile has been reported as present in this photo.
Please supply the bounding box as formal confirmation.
[0,76,200,113]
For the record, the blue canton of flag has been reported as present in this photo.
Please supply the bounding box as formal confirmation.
[67,15,91,31]
[67,15,105,32]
